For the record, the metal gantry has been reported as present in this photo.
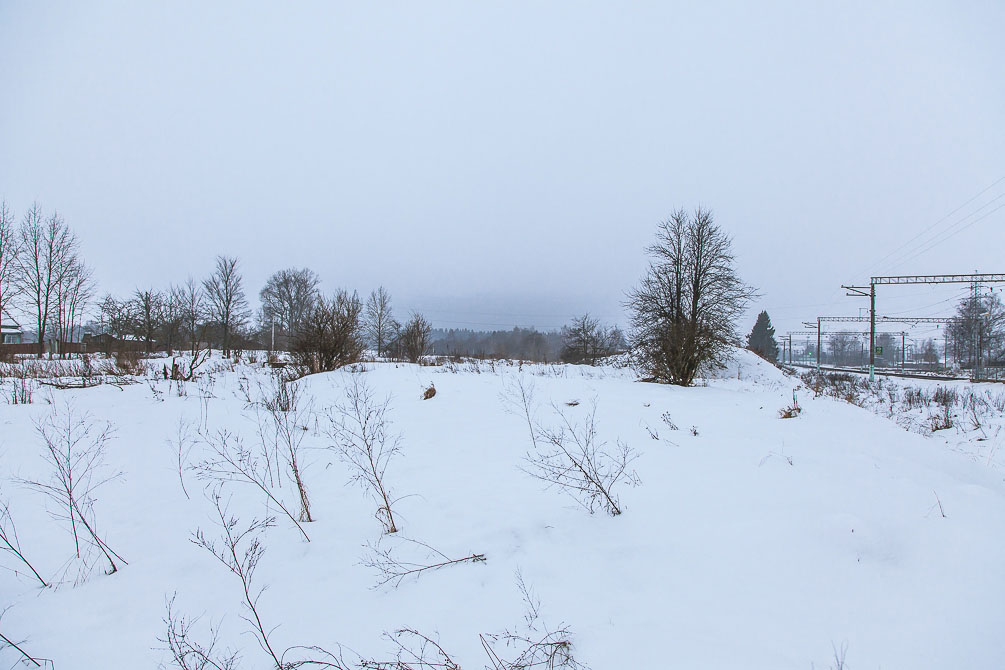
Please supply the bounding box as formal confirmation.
[841,273,1005,381]
[804,316,957,373]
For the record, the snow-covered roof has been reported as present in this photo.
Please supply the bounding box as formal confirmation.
[0,309,21,333]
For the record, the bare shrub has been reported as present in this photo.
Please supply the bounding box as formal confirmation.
[517,394,640,517]
[293,290,364,375]
[7,362,34,404]
[933,386,959,408]
[255,373,315,523]
[168,418,199,500]
[172,346,211,382]
[21,400,126,576]
[480,572,589,670]
[361,628,460,670]
[929,406,953,432]
[113,347,144,376]
[325,375,402,533]
[0,498,47,586]
[778,391,801,419]
[188,492,346,670]
[192,429,311,542]
[192,493,282,668]
[363,537,486,588]
[0,612,46,670]
[161,593,240,670]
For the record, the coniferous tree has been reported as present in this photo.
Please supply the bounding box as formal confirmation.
[746,310,779,362]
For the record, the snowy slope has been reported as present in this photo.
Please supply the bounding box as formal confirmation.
[2,349,1004,669]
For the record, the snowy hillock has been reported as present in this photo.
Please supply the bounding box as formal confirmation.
[1,349,1004,669]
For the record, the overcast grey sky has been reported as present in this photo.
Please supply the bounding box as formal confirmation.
[1,1,1003,339]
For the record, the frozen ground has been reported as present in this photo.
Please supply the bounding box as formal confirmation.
[2,349,1004,669]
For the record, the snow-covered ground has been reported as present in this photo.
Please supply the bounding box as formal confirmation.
[2,350,1005,669]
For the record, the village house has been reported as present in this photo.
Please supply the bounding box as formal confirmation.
[1,310,23,344]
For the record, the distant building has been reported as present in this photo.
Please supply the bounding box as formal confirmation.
[1,310,23,344]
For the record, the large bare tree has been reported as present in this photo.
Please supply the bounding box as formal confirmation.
[0,200,17,327]
[258,267,319,348]
[52,257,95,355]
[363,285,396,358]
[176,277,206,355]
[130,288,164,355]
[15,205,81,357]
[203,256,250,357]
[98,294,132,342]
[627,207,755,386]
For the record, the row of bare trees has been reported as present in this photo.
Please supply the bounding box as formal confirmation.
[97,256,251,356]
[0,201,95,356]
[94,260,432,368]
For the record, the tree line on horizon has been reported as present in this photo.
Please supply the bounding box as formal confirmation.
[14,198,941,385]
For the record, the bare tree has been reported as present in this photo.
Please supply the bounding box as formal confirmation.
[363,286,396,358]
[21,399,126,575]
[203,256,250,358]
[162,286,187,356]
[627,207,756,386]
[131,288,164,354]
[949,292,1004,369]
[293,290,364,375]
[98,293,132,342]
[559,314,623,365]
[52,256,95,355]
[398,313,432,364]
[15,205,80,357]
[259,268,320,348]
[325,375,402,533]
[0,200,17,325]
[827,332,857,366]
[178,277,207,355]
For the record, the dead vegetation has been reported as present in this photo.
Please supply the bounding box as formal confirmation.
[504,376,640,517]
[363,536,486,588]
[325,375,403,534]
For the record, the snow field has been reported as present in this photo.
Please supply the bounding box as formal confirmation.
[1,349,1004,669]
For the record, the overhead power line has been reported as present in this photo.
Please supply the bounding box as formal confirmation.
[861,175,1005,276]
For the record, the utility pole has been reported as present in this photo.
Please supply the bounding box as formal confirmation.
[816,317,821,371]
[840,285,873,380]
[869,284,876,381]
[974,281,982,381]
[944,329,949,371]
